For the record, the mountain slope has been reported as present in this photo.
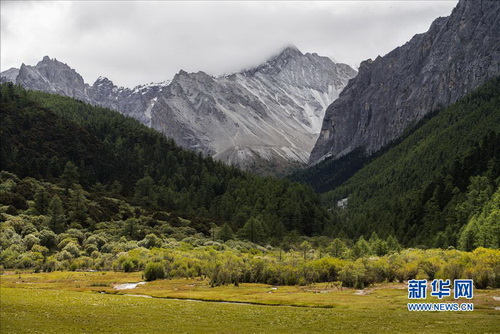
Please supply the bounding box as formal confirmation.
[1,48,356,174]
[153,47,356,173]
[319,77,500,247]
[0,83,331,238]
[310,0,500,164]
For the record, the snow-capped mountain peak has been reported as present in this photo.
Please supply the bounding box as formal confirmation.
[1,48,357,174]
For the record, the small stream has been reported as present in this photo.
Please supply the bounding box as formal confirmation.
[109,282,500,310]
[105,281,330,308]
[117,293,328,307]
[113,282,145,290]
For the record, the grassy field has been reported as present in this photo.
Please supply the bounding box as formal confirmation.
[1,271,499,333]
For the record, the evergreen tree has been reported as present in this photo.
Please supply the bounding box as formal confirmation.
[48,195,65,233]
[240,217,266,244]
[266,218,286,245]
[458,186,500,250]
[216,223,234,242]
[122,218,141,240]
[352,236,372,258]
[369,232,389,256]
[109,180,123,196]
[368,232,380,245]
[134,174,157,207]
[328,238,348,258]
[69,186,88,225]
[61,161,79,194]
[458,220,478,252]
[34,188,49,215]
[299,240,312,259]
[386,235,400,252]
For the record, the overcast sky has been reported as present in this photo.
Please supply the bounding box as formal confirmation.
[1,0,458,88]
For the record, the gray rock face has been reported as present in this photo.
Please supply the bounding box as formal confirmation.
[1,47,356,173]
[152,47,356,171]
[310,0,500,164]
[89,77,170,126]
[0,68,19,83]
[15,56,90,101]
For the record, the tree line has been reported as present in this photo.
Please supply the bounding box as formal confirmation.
[316,77,500,248]
[0,83,331,240]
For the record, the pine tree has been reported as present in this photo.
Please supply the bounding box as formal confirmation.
[386,234,400,252]
[240,217,266,244]
[61,161,79,194]
[216,223,234,242]
[109,180,123,196]
[266,217,286,245]
[299,240,312,259]
[134,174,157,207]
[34,188,49,215]
[48,195,65,233]
[352,236,372,258]
[328,238,348,258]
[69,187,88,224]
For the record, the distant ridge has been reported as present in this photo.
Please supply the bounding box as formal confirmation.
[1,48,356,175]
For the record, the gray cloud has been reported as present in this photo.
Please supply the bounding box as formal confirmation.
[1,1,458,88]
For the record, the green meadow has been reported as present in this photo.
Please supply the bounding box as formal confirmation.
[1,271,499,333]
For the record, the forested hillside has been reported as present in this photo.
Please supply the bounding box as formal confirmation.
[317,77,500,248]
[0,83,330,240]
[2,169,499,289]
[290,109,445,193]
[1,76,499,251]
[0,78,498,291]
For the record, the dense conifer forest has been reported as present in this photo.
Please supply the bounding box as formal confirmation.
[0,79,498,288]
[295,77,500,249]
[0,82,330,241]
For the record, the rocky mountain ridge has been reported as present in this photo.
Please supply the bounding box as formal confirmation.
[310,0,500,164]
[2,48,356,173]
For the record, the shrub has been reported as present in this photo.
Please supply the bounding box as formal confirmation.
[38,229,57,249]
[21,223,37,237]
[0,227,22,249]
[63,242,81,258]
[339,260,366,288]
[144,262,166,281]
[84,244,99,256]
[31,244,49,256]
[57,250,73,261]
[122,259,135,272]
[57,237,79,251]
[23,234,40,250]
[0,248,20,268]
[84,234,107,250]
[138,233,162,249]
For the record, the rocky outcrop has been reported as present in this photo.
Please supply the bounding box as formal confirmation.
[15,56,89,101]
[310,0,500,164]
[89,77,169,126]
[0,68,19,83]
